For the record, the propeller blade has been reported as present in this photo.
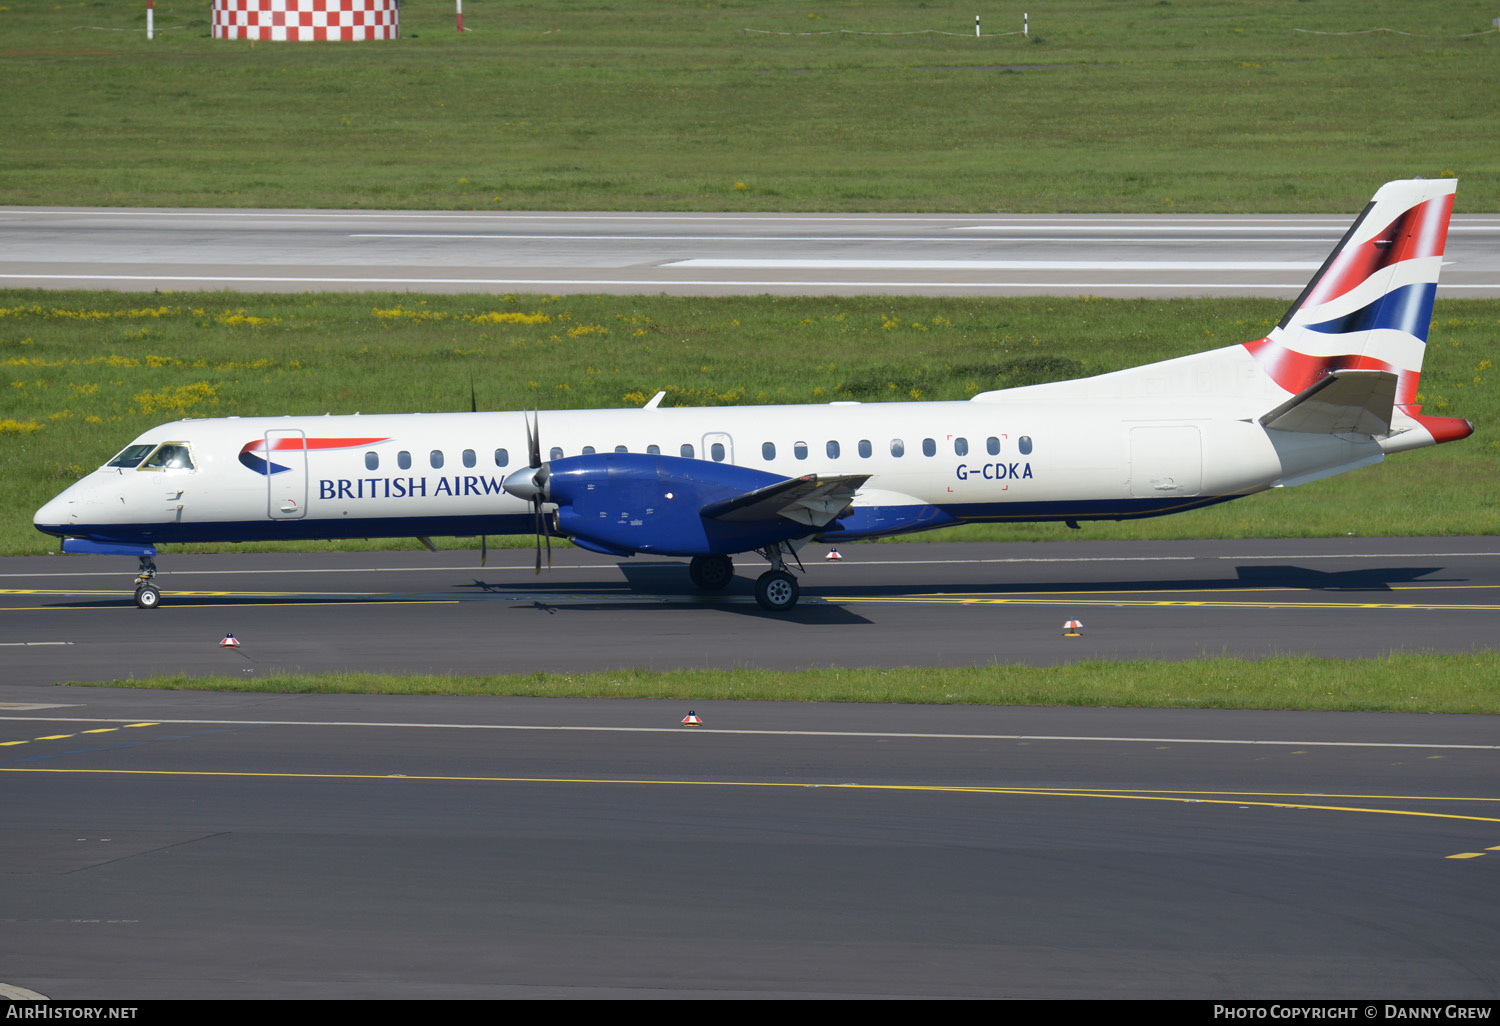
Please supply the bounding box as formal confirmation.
[519,407,547,574]
[480,533,487,567]
[533,500,543,574]
[527,408,541,469]
[470,372,478,414]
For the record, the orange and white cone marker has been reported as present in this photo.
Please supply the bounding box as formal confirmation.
[1062,620,1083,637]
[219,633,240,649]
[681,711,702,726]
[825,547,841,561]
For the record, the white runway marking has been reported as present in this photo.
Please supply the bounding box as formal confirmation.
[5,273,1494,292]
[0,715,1495,750]
[0,273,1325,290]
[952,223,1500,233]
[667,258,1323,271]
[349,232,1340,245]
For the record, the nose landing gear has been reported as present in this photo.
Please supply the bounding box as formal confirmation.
[134,556,161,609]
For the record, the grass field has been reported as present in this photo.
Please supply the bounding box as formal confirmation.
[6,288,1496,556]
[77,651,1500,716]
[1,1,1496,212]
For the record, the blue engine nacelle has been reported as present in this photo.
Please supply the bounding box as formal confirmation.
[545,453,810,557]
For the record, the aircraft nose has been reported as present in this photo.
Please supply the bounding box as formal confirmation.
[34,491,74,532]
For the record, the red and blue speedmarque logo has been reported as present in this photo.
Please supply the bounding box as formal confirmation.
[238,437,390,476]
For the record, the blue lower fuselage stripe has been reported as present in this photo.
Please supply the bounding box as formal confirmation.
[39,494,1241,548]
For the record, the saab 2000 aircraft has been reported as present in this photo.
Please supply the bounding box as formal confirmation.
[34,179,1475,611]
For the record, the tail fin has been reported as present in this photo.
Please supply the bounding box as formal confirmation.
[1243,178,1472,446]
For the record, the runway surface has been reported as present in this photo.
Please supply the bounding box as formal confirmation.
[5,539,1500,998]
[4,689,1500,998]
[4,207,1499,297]
[2,538,1497,685]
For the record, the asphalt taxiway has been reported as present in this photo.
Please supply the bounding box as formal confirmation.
[5,538,1500,998]
[3,691,1500,998]
[1,537,1496,685]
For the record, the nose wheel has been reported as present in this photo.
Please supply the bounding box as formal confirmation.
[133,556,161,609]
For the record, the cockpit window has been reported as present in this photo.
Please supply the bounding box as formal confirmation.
[140,443,194,471]
[107,444,155,469]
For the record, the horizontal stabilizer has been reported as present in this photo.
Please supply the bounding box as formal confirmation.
[701,474,868,528]
[1259,369,1397,436]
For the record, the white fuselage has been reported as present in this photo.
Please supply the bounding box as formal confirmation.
[34,342,1395,548]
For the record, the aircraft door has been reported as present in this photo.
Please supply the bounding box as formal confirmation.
[265,429,308,519]
[701,432,734,464]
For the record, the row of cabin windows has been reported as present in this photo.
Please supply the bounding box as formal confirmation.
[767,435,1032,461]
[361,435,1034,472]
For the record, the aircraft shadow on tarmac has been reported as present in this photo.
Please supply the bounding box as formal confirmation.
[783,563,1453,599]
[40,562,1447,617]
[473,562,876,623]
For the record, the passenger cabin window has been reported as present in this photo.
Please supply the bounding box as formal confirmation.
[922,438,936,457]
[826,440,840,459]
[987,436,1000,456]
[365,451,379,471]
[495,448,509,468]
[890,439,905,458]
[582,446,596,455]
[142,443,194,470]
[647,444,661,455]
[794,442,808,460]
[681,443,694,458]
[430,450,444,469]
[108,444,154,469]
[462,449,476,468]
[711,442,726,462]
[1019,435,1033,455]
[615,445,628,453]
[858,439,872,459]
[762,442,775,461]
[398,450,412,470]
[550,447,564,460]
[954,437,968,456]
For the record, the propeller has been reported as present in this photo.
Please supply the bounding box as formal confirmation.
[501,408,552,574]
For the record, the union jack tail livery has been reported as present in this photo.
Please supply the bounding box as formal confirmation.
[1244,177,1473,450]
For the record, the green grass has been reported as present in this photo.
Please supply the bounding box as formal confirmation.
[6,289,1496,556]
[1,1,1496,211]
[73,651,1500,715]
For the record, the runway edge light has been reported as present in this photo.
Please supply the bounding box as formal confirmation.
[825,547,842,561]
[682,711,702,726]
[1063,620,1082,637]
[220,633,240,649]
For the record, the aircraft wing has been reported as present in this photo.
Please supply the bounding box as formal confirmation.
[1259,368,1398,436]
[700,474,869,529]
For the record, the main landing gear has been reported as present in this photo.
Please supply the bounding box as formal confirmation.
[133,556,161,609]
[687,545,805,612]
[753,542,803,613]
[688,554,735,591]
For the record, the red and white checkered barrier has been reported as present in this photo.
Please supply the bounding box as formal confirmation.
[212,0,400,42]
